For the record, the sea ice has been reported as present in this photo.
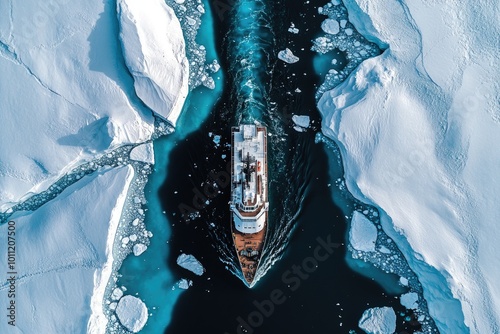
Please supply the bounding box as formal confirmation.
[112,288,124,301]
[0,0,156,210]
[117,0,189,125]
[321,19,340,35]
[133,243,148,256]
[400,292,419,310]
[177,278,193,289]
[176,253,205,276]
[358,307,396,334]
[292,115,311,128]
[288,22,299,34]
[399,277,409,286]
[278,48,300,64]
[0,166,134,333]
[320,0,500,331]
[349,211,377,252]
[130,142,155,164]
[115,295,148,333]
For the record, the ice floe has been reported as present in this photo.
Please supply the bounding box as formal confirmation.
[177,278,193,290]
[115,295,148,333]
[117,0,189,125]
[358,307,396,334]
[400,292,419,310]
[278,48,300,64]
[177,253,205,276]
[292,115,311,129]
[0,166,133,333]
[319,0,500,331]
[130,142,155,164]
[349,211,377,252]
[133,243,148,256]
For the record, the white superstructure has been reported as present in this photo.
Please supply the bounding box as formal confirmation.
[230,125,268,234]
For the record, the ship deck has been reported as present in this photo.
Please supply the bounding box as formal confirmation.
[230,125,268,286]
[231,212,267,284]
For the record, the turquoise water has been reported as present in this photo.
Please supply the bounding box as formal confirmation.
[313,50,346,80]
[116,1,223,332]
[118,0,436,332]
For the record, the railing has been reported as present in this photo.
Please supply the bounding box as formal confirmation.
[238,202,259,212]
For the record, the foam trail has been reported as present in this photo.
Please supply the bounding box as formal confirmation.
[227,0,274,122]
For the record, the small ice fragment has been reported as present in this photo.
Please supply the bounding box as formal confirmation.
[292,115,310,128]
[177,254,205,276]
[111,288,124,300]
[133,243,147,256]
[321,19,340,35]
[399,276,409,286]
[177,278,193,290]
[278,48,299,64]
[400,292,419,310]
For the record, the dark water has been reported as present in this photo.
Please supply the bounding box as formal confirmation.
[159,0,420,333]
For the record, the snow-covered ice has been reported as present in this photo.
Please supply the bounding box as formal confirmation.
[400,292,419,310]
[0,166,134,333]
[117,0,189,125]
[115,295,148,333]
[0,0,156,211]
[176,253,205,276]
[358,307,396,334]
[292,115,311,129]
[133,243,148,256]
[399,276,409,287]
[349,211,377,252]
[278,48,300,64]
[177,278,193,290]
[111,288,124,301]
[321,18,340,35]
[319,0,500,332]
[129,142,155,164]
[288,22,299,34]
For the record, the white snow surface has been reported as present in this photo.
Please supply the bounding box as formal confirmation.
[0,0,159,211]
[176,253,205,276]
[320,0,500,332]
[117,0,189,125]
[349,211,377,252]
[292,115,311,128]
[0,166,134,334]
[321,18,340,35]
[278,48,299,64]
[358,307,396,334]
[129,142,155,164]
[133,243,147,256]
[177,278,192,290]
[115,295,148,333]
[400,292,419,310]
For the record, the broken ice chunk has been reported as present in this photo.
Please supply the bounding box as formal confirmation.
[278,48,299,64]
[177,253,205,276]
